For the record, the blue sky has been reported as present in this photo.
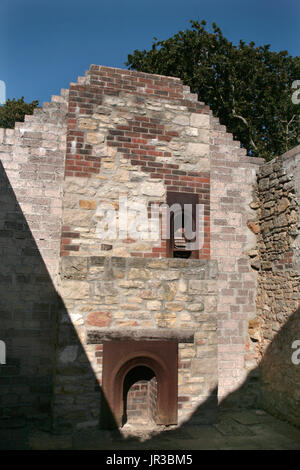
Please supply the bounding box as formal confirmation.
[1,0,299,104]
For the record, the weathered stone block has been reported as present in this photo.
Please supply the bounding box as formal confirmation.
[140,181,165,197]
[186,142,209,157]
[61,257,87,280]
[86,132,105,144]
[191,358,217,375]
[86,311,111,327]
[247,221,260,234]
[147,301,161,311]
[187,302,204,312]
[78,118,98,130]
[118,280,145,289]
[189,280,210,294]
[157,283,177,301]
[155,312,177,328]
[155,270,180,281]
[129,268,152,280]
[79,200,97,210]
[165,301,184,312]
[190,113,210,128]
[59,280,90,299]
[204,296,217,313]
[64,209,91,227]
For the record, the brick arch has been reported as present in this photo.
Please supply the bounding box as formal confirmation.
[101,341,178,428]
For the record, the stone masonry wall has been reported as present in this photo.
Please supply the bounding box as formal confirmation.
[57,66,263,413]
[55,256,218,426]
[0,64,265,428]
[0,94,68,282]
[0,93,68,420]
[252,146,300,427]
[209,119,263,404]
[60,65,211,259]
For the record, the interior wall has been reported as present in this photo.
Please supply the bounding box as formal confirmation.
[254,147,300,427]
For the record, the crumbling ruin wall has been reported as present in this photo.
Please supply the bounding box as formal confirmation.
[0,64,265,428]
[54,66,219,428]
[252,146,300,427]
[53,65,262,428]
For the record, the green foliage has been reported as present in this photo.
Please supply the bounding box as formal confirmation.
[0,97,39,129]
[126,21,300,160]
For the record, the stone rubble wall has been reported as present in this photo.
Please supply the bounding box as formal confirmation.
[253,146,300,427]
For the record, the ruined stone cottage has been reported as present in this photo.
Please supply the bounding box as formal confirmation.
[0,65,299,430]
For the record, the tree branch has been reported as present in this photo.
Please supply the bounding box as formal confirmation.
[232,109,258,150]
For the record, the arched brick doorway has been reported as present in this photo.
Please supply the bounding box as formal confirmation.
[101,341,178,429]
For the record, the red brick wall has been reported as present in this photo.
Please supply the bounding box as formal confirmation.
[61,65,211,259]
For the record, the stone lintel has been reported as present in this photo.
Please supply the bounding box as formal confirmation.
[87,328,195,344]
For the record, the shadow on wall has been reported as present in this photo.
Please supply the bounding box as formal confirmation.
[259,305,300,427]
[218,305,300,430]
[0,161,118,432]
[0,160,299,437]
[0,160,58,421]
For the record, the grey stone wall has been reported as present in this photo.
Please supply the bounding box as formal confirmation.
[0,93,68,421]
[253,146,300,427]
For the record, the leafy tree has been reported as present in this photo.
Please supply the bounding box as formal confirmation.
[0,97,39,129]
[126,20,300,160]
